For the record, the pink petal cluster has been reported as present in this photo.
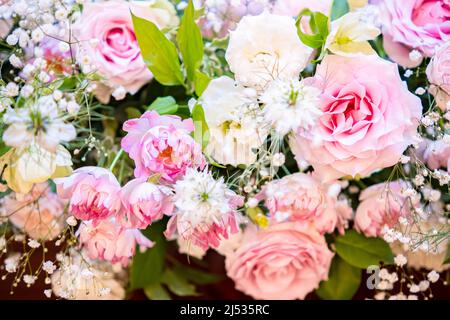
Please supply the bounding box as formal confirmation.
[354,181,417,237]
[417,139,450,171]
[54,167,121,223]
[1,183,66,240]
[426,41,450,110]
[78,218,153,266]
[121,111,206,182]
[375,0,450,68]
[258,173,352,234]
[289,54,422,182]
[119,177,174,229]
[225,222,333,300]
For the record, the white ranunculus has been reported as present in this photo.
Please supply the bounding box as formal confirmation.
[201,76,268,166]
[225,11,313,89]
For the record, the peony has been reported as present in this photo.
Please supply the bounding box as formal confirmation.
[200,76,268,166]
[354,181,417,237]
[289,54,422,182]
[73,0,178,103]
[121,111,205,182]
[1,183,66,240]
[0,143,73,194]
[225,222,333,300]
[375,0,450,68]
[78,218,153,266]
[225,11,313,89]
[259,173,351,234]
[54,167,122,223]
[426,42,450,111]
[119,177,173,229]
[165,168,244,250]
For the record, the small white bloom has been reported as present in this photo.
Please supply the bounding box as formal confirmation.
[55,8,68,21]
[112,86,127,100]
[261,79,322,135]
[38,71,51,83]
[271,153,285,167]
[404,69,413,78]
[394,254,407,267]
[44,289,52,298]
[409,284,420,293]
[28,239,41,249]
[31,29,44,43]
[6,34,18,46]
[3,82,19,97]
[5,254,20,273]
[247,197,259,208]
[52,90,63,101]
[415,87,426,95]
[43,261,56,274]
[409,50,422,62]
[418,280,430,291]
[67,101,81,115]
[413,174,424,186]
[23,274,37,285]
[399,155,410,164]
[66,216,78,227]
[20,84,34,98]
[9,54,22,68]
[58,41,70,53]
[427,270,440,283]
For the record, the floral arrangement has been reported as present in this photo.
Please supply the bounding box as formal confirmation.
[0,0,449,300]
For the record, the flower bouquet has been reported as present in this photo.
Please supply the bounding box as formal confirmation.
[0,0,448,301]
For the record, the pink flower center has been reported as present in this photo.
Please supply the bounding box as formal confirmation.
[412,0,450,27]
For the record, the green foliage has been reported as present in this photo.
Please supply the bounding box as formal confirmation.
[331,0,350,21]
[0,124,11,157]
[335,230,394,269]
[177,0,204,82]
[316,255,361,300]
[296,9,330,49]
[144,283,171,300]
[162,269,198,296]
[194,70,211,96]
[444,244,450,264]
[191,103,210,150]
[131,13,184,86]
[148,96,179,115]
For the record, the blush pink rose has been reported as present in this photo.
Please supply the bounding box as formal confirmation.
[289,54,422,182]
[354,181,417,237]
[121,111,206,182]
[272,0,332,16]
[376,0,450,68]
[54,167,121,223]
[258,173,351,234]
[426,42,450,110]
[2,183,66,240]
[73,0,177,102]
[119,177,174,229]
[78,218,153,266]
[417,139,450,171]
[225,222,333,300]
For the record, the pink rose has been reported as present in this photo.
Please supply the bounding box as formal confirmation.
[376,0,450,68]
[258,173,351,234]
[354,181,417,237]
[54,167,121,223]
[272,0,332,16]
[121,111,206,182]
[289,54,422,182]
[225,223,333,300]
[119,177,174,229]
[73,0,177,102]
[426,42,450,110]
[2,183,65,240]
[78,218,153,266]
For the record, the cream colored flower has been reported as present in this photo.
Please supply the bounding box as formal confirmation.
[200,76,268,166]
[325,7,380,57]
[1,143,72,193]
[225,11,313,89]
[348,0,368,11]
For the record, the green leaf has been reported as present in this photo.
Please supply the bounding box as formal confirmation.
[296,10,330,49]
[331,0,350,21]
[144,283,171,300]
[131,13,184,86]
[162,269,198,296]
[0,125,11,157]
[444,244,450,264]
[335,230,394,269]
[125,107,142,119]
[58,76,78,90]
[194,70,211,96]
[191,103,210,150]
[177,0,203,82]
[148,96,179,115]
[173,264,223,285]
[316,255,361,300]
[130,221,166,290]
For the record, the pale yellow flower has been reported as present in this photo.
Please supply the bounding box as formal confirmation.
[348,0,368,11]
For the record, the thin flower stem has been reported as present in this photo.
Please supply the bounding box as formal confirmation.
[109,149,124,172]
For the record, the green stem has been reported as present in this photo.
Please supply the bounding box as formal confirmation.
[109,149,124,172]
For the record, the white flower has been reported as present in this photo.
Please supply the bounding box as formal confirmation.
[3,82,19,97]
[9,54,22,68]
[418,280,430,291]
[409,284,420,293]
[173,168,240,229]
[112,86,127,100]
[3,95,76,151]
[415,87,426,95]
[23,274,37,285]
[28,239,41,248]
[58,42,70,53]
[394,254,407,267]
[66,101,80,115]
[44,289,52,298]
[43,261,56,274]
[6,34,18,46]
[52,90,63,101]
[409,50,422,62]
[31,29,44,43]
[427,270,440,283]
[271,153,285,167]
[225,12,312,89]
[404,70,413,78]
[200,76,268,166]
[261,79,322,135]
[246,197,259,208]
[5,254,20,273]
[20,84,34,98]
[66,216,78,227]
